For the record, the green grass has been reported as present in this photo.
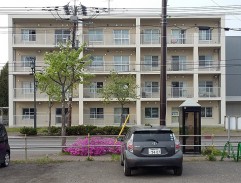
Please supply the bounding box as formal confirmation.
[111,154,120,161]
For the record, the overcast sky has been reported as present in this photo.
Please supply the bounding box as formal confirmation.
[1,0,241,68]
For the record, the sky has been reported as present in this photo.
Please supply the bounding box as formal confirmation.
[1,0,241,68]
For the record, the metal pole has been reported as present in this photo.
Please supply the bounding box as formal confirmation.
[160,0,167,126]
[31,57,37,129]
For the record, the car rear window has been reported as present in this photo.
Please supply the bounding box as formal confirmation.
[133,130,174,142]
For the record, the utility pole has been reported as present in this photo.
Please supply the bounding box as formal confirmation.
[64,1,87,127]
[30,57,37,129]
[160,0,167,126]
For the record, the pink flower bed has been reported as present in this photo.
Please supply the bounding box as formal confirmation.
[64,137,123,156]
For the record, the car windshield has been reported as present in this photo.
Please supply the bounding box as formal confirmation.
[133,130,174,142]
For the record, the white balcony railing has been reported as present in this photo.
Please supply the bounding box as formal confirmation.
[199,87,220,98]
[167,87,194,98]
[198,60,220,71]
[166,60,194,72]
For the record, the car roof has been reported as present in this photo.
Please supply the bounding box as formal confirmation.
[130,125,173,133]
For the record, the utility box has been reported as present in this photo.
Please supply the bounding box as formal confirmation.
[179,99,201,154]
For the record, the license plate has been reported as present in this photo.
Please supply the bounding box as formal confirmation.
[148,148,161,155]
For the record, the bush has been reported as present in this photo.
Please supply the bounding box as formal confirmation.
[202,146,222,156]
[20,127,37,136]
[48,126,61,136]
[64,137,122,156]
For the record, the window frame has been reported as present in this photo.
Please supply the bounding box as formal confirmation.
[201,107,213,117]
[21,29,36,42]
[145,107,159,118]
[22,108,35,119]
[90,108,104,119]
[113,30,130,45]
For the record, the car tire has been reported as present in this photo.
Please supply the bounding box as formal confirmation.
[120,154,124,166]
[124,159,131,176]
[1,152,10,167]
[173,166,182,176]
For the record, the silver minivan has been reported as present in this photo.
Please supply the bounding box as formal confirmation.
[0,124,10,167]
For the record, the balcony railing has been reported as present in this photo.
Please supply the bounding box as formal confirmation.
[13,34,71,46]
[141,87,160,98]
[199,87,220,97]
[167,87,194,98]
[85,62,136,73]
[13,88,79,99]
[141,61,160,72]
[198,34,220,44]
[83,34,136,46]
[198,60,220,71]
[166,60,194,72]
[83,88,102,98]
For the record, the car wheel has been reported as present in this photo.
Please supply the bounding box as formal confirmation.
[1,152,10,167]
[173,166,182,176]
[124,159,131,176]
[120,154,124,166]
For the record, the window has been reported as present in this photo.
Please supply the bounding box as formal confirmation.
[199,27,211,41]
[171,108,179,123]
[171,29,186,44]
[114,108,129,123]
[55,108,68,124]
[90,108,104,119]
[89,29,103,43]
[143,29,160,44]
[55,29,71,45]
[171,56,186,71]
[21,56,36,67]
[22,29,36,41]
[22,81,34,94]
[145,107,159,118]
[113,30,129,45]
[90,56,104,69]
[172,81,184,97]
[114,56,129,72]
[145,81,159,93]
[22,108,35,119]
[199,55,212,67]
[90,82,103,93]
[199,81,213,93]
[201,107,213,117]
[144,56,159,67]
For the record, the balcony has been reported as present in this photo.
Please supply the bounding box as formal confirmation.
[199,87,220,98]
[141,87,159,98]
[85,62,136,73]
[12,33,71,47]
[83,88,102,98]
[167,87,194,98]
[198,60,220,71]
[166,60,194,72]
[198,34,220,44]
[167,34,193,45]
[141,61,160,72]
[83,34,136,46]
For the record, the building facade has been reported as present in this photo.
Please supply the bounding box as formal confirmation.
[8,13,226,127]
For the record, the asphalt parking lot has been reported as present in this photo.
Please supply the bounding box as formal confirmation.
[0,160,241,183]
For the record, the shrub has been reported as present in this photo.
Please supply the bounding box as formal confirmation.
[48,126,61,136]
[64,137,122,156]
[20,127,37,136]
[202,146,222,156]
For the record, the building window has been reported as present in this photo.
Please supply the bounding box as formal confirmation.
[90,108,104,119]
[21,56,36,67]
[201,107,213,117]
[114,108,129,123]
[90,56,104,68]
[21,29,36,41]
[199,27,211,41]
[22,108,35,119]
[55,29,71,45]
[143,29,160,44]
[90,82,103,93]
[145,107,159,118]
[171,29,186,44]
[145,81,159,93]
[114,56,129,72]
[144,56,159,67]
[199,81,213,95]
[55,108,68,124]
[171,56,186,71]
[89,29,103,43]
[22,81,34,94]
[172,81,184,97]
[113,30,129,45]
[199,55,212,67]
[171,107,179,123]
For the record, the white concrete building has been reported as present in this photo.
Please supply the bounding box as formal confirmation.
[8,13,226,127]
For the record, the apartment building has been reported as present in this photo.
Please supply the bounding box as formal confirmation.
[8,13,226,127]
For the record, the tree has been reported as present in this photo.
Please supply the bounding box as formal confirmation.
[36,43,93,147]
[100,72,138,126]
[0,62,8,107]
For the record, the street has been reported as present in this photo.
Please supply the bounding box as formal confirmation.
[0,161,241,183]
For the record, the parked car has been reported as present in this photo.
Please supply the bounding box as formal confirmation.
[119,125,183,176]
[0,124,10,167]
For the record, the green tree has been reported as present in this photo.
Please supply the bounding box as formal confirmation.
[36,43,93,147]
[0,62,8,107]
[100,72,138,126]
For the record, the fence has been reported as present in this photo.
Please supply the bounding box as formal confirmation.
[9,134,241,161]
